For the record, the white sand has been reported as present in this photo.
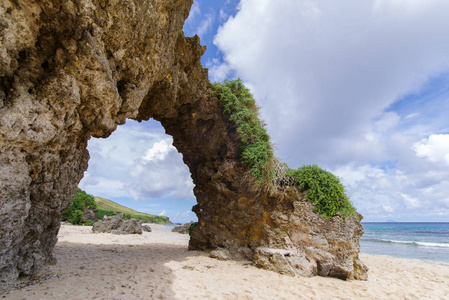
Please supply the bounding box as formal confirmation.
[3,224,449,299]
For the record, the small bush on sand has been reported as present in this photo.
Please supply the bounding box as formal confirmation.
[62,188,97,225]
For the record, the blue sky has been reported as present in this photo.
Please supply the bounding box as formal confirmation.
[80,0,449,223]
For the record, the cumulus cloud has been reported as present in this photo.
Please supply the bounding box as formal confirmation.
[213,0,449,221]
[208,58,233,82]
[143,140,172,161]
[215,0,449,163]
[126,144,195,201]
[332,162,449,221]
[197,13,214,39]
[79,120,195,203]
[414,134,449,165]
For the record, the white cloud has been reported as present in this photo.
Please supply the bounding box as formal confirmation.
[197,13,214,39]
[184,2,200,26]
[126,144,195,201]
[79,120,194,203]
[382,205,394,213]
[374,112,400,132]
[401,193,421,209]
[190,2,201,18]
[373,0,440,16]
[143,140,173,161]
[208,59,232,82]
[414,134,449,165]
[214,0,449,163]
[219,9,228,21]
[175,210,197,223]
[404,113,420,120]
[213,0,449,221]
[333,164,370,187]
[158,210,166,216]
[331,162,449,221]
[80,176,127,199]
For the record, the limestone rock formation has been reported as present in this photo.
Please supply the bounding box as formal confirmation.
[0,0,367,290]
[142,225,152,233]
[172,221,194,234]
[137,220,152,232]
[92,214,142,235]
[0,0,195,289]
[83,210,97,223]
[197,187,368,280]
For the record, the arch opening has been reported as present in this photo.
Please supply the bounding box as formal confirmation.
[79,119,197,224]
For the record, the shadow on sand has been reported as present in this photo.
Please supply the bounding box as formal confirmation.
[3,236,199,299]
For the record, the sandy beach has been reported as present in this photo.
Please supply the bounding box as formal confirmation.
[2,224,449,300]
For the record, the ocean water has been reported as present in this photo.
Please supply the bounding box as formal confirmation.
[361,222,449,264]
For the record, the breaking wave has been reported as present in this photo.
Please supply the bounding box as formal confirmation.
[363,238,449,248]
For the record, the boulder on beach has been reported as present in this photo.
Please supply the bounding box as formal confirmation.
[92,214,142,235]
[83,210,98,223]
[142,225,152,232]
[172,222,194,234]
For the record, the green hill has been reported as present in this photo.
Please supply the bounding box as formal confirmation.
[95,196,171,224]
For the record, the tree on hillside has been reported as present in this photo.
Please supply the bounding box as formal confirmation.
[62,188,97,225]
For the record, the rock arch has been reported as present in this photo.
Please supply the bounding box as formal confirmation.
[0,0,367,290]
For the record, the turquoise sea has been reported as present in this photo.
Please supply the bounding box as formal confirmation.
[361,222,449,264]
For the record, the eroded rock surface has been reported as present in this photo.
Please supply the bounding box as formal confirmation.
[0,0,194,289]
[0,0,367,290]
[193,186,368,280]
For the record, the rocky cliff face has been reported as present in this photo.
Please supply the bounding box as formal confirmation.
[0,0,367,290]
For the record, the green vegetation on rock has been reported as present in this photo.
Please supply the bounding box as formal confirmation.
[288,165,356,218]
[84,220,94,226]
[214,79,356,218]
[213,79,274,184]
[62,188,97,225]
[95,196,171,224]
[188,222,198,236]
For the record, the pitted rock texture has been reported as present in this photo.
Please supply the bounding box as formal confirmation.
[0,0,194,289]
[191,186,368,280]
[0,0,367,290]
